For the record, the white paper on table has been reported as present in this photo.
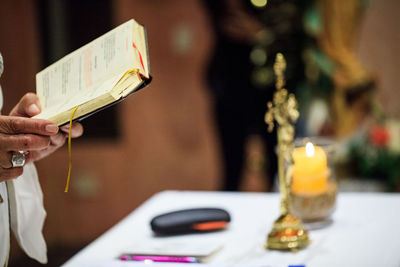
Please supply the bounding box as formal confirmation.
[122,238,224,259]
[70,260,280,267]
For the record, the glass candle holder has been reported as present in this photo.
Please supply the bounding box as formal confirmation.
[289,137,337,228]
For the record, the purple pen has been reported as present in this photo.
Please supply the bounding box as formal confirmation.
[119,254,200,263]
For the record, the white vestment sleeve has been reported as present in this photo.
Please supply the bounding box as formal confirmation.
[0,182,10,267]
[7,163,48,264]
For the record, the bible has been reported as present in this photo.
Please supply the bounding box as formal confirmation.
[34,19,151,126]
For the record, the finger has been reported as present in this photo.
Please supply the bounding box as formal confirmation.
[26,145,57,163]
[0,116,58,135]
[0,151,14,169]
[50,133,67,147]
[60,122,84,138]
[0,167,23,182]
[1,151,29,169]
[9,93,42,117]
[26,134,66,163]
[26,133,68,163]
[0,133,51,151]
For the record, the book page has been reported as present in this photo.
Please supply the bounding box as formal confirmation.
[35,73,123,120]
[36,19,142,111]
[132,23,149,77]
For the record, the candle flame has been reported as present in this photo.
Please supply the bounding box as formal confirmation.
[305,142,315,157]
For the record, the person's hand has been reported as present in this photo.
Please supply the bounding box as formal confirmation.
[0,93,83,180]
[0,115,60,182]
[33,122,83,163]
[10,92,83,162]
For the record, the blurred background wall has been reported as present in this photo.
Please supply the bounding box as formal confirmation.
[0,0,399,265]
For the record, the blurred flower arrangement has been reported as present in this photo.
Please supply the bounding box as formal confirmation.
[347,119,400,190]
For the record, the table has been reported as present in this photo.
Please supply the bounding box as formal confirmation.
[63,191,400,267]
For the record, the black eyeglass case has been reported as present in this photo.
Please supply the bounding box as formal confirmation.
[150,208,231,235]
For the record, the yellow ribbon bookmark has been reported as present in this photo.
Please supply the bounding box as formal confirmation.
[115,68,142,85]
[63,69,143,192]
[64,106,79,193]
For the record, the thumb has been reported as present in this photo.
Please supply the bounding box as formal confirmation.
[10,93,42,117]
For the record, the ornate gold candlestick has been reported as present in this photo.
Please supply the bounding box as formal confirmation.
[264,53,309,250]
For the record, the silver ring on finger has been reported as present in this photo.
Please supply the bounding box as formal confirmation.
[11,151,26,168]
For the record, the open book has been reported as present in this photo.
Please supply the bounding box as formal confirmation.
[34,19,151,126]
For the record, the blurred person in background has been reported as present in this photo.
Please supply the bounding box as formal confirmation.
[202,0,374,191]
[0,52,83,266]
[202,0,306,191]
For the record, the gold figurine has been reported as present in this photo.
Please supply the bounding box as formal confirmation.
[265,53,309,250]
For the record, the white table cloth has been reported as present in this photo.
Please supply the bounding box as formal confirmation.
[63,191,400,267]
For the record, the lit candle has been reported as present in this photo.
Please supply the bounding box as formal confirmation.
[292,142,329,194]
